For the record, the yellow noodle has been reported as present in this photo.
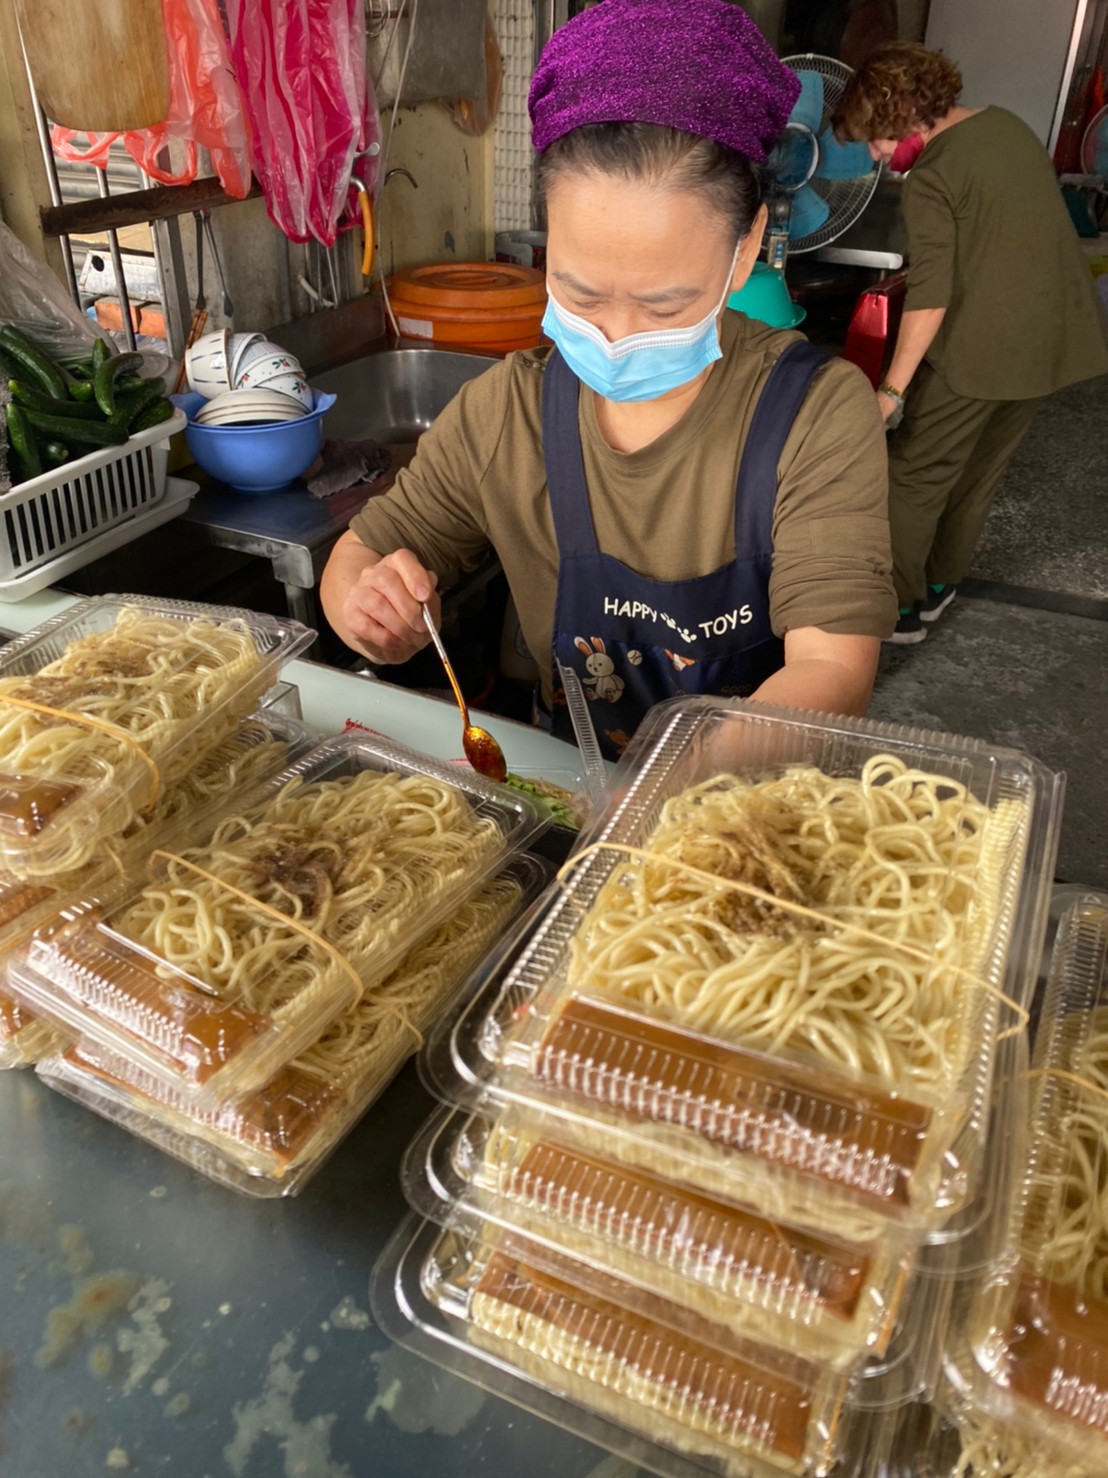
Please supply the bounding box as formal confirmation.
[1036,1010,1108,1297]
[568,757,1023,1094]
[112,769,505,1019]
[0,607,271,875]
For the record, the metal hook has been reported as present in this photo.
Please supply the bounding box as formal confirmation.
[384,167,418,190]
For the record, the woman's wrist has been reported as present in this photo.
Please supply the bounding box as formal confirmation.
[877,380,906,407]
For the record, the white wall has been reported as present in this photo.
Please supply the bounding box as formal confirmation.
[926,0,1082,144]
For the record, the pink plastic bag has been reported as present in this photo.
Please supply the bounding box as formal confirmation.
[51,0,253,199]
[225,0,379,246]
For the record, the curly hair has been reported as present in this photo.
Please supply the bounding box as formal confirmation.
[833,43,963,141]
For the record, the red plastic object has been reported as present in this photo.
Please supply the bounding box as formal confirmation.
[842,272,907,389]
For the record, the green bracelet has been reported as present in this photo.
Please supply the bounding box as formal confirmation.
[878,381,906,407]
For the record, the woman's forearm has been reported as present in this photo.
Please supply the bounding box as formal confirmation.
[884,306,946,394]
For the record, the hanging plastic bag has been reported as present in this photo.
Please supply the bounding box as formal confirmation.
[0,220,109,363]
[51,0,253,199]
[226,0,379,246]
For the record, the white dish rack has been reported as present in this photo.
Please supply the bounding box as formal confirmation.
[0,473,198,600]
[0,407,187,595]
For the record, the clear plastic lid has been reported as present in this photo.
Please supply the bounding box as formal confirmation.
[0,709,312,1071]
[948,896,1108,1467]
[371,1210,933,1478]
[432,699,1061,1239]
[418,1218,849,1475]
[404,1100,915,1368]
[0,595,314,875]
[11,734,547,1105]
[36,856,552,1195]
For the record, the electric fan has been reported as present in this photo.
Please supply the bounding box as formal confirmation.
[763,53,881,273]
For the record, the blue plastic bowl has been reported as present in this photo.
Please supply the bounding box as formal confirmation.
[172,389,337,493]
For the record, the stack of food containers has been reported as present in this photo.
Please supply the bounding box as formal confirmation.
[0,595,316,1067]
[373,696,1064,1477]
[12,727,552,1195]
[930,893,1108,1478]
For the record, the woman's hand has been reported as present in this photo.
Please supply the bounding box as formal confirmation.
[321,531,440,665]
[876,389,901,423]
[343,548,440,664]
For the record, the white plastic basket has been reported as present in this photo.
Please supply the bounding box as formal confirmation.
[0,408,186,586]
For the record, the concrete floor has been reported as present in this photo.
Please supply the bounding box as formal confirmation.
[868,373,1108,890]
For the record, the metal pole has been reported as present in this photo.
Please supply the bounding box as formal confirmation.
[95,170,138,351]
[20,42,80,303]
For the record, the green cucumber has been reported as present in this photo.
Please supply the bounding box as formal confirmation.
[23,407,127,447]
[130,397,174,433]
[5,403,43,480]
[93,350,144,419]
[42,441,70,468]
[0,325,68,400]
[91,337,111,369]
[9,380,107,419]
[110,380,166,431]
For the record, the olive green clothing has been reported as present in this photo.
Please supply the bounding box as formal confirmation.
[349,311,895,704]
[903,107,1108,399]
[887,363,1039,607]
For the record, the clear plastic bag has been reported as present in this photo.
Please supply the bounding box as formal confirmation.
[225,0,379,246]
[0,219,108,362]
[51,0,252,199]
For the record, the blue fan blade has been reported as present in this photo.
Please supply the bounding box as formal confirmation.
[789,71,825,134]
[788,183,831,239]
[815,127,874,181]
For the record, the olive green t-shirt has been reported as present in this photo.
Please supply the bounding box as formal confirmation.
[350,311,895,703]
[903,107,1108,399]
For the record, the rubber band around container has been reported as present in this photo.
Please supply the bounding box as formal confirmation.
[146,851,424,1046]
[0,693,161,810]
[556,841,1030,1037]
[1024,1066,1108,1106]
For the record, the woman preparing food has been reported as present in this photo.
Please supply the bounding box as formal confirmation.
[321,0,896,760]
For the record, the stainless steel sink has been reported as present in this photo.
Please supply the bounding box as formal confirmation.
[314,347,499,444]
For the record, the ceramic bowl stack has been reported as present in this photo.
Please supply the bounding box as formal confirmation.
[184,329,311,414]
[175,329,335,493]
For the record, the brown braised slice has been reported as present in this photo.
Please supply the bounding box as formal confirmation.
[63,1043,347,1166]
[1006,1273,1108,1436]
[472,1249,820,1465]
[0,774,82,838]
[533,995,932,1206]
[0,989,29,1039]
[499,1137,872,1320]
[44,921,269,1083]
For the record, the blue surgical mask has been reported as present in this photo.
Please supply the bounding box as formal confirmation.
[541,243,741,403]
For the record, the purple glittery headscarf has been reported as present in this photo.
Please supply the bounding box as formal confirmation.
[528,0,800,165]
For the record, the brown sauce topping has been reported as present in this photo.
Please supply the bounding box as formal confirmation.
[474,1250,818,1462]
[1006,1273,1108,1434]
[51,924,269,1082]
[534,996,932,1206]
[508,1139,871,1319]
[0,774,82,838]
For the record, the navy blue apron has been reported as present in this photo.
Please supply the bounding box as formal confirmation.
[543,340,830,760]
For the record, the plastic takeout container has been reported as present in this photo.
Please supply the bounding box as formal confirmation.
[0,707,312,1069]
[404,1100,914,1367]
[0,595,313,876]
[428,698,1062,1240]
[36,856,551,1196]
[380,1214,855,1477]
[945,896,1108,1469]
[8,733,547,1105]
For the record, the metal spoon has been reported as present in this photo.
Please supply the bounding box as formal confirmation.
[421,604,507,783]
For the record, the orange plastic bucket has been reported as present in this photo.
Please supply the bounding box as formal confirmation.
[385,262,547,350]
